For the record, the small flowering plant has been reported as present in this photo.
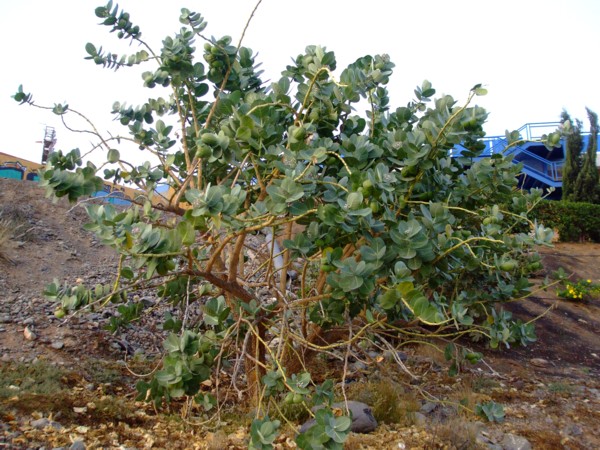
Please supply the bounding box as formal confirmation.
[558,279,600,301]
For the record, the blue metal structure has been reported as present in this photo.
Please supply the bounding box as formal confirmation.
[453,122,597,198]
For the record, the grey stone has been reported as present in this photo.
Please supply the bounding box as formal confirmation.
[0,314,12,323]
[420,401,437,414]
[31,418,50,429]
[563,423,583,437]
[351,361,368,371]
[31,417,62,430]
[530,358,550,368]
[69,440,86,450]
[466,420,486,436]
[299,401,377,434]
[501,433,532,450]
[412,412,427,427]
[383,350,408,362]
[51,341,65,350]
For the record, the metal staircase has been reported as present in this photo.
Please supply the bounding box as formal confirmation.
[453,122,567,193]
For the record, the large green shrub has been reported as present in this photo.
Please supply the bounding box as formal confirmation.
[531,200,600,242]
[14,1,559,443]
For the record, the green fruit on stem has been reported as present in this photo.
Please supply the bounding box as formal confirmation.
[320,263,335,273]
[402,166,418,177]
[200,133,219,146]
[326,156,338,166]
[499,260,517,271]
[195,144,212,159]
[291,125,306,141]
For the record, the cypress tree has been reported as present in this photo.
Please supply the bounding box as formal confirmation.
[572,108,599,203]
[560,110,584,200]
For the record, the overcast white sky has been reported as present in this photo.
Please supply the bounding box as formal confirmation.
[1,0,599,165]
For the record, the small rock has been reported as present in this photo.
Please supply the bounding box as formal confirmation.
[51,341,65,350]
[412,412,427,427]
[563,423,583,437]
[23,317,34,326]
[513,380,525,390]
[0,314,11,324]
[73,406,88,414]
[351,361,368,371]
[31,417,62,430]
[420,401,437,414]
[466,420,486,436]
[501,433,532,450]
[24,326,37,341]
[31,418,50,429]
[383,350,409,362]
[530,358,549,368]
[70,440,86,450]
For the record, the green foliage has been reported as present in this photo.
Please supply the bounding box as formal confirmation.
[44,277,126,314]
[444,344,483,377]
[249,416,281,450]
[296,408,352,450]
[12,84,32,104]
[530,200,600,242]
[475,401,505,423]
[572,108,599,203]
[560,110,584,201]
[557,277,600,301]
[14,2,560,440]
[37,150,105,202]
[135,330,219,405]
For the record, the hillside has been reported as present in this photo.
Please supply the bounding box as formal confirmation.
[1,177,599,449]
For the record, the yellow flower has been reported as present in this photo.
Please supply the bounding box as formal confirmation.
[587,279,592,283]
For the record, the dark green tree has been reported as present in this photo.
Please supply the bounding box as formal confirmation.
[560,110,584,200]
[572,108,599,203]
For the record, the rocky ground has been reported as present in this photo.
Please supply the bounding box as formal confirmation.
[0,177,599,449]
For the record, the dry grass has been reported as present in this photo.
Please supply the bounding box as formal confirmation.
[0,215,15,264]
[426,416,486,449]
[413,341,448,367]
[346,376,420,426]
[0,206,33,264]
[447,377,492,418]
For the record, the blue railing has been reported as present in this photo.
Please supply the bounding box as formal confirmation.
[512,148,563,183]
[453,122,567,188]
